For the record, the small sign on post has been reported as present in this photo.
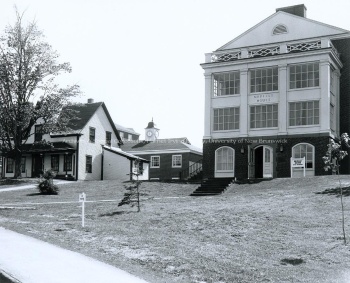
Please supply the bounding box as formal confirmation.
[290,157,306,178]
[79,193,86,227]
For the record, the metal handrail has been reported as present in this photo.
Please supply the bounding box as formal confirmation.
[179,159,203,180]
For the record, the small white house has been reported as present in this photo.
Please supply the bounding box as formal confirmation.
[1,99,148,181]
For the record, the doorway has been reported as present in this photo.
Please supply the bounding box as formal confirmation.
[32,154,43,177]
[249,145,273,179]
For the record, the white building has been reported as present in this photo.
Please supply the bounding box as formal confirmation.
[201,4,350,180]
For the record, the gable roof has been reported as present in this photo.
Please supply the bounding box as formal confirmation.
[115,123,140,136]
[120,138,202,155]
[103,146,149,162]
[54,102,122,144]
[218,11,350,51]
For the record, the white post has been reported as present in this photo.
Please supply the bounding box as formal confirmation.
[303,157,306,178]
[79,193,86,228]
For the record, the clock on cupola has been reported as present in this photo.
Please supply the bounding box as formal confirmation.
[145,118,159,142]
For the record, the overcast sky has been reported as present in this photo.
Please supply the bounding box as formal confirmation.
[1,0,350,148]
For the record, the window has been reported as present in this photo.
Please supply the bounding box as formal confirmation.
[20,157,26,173]
[273,24,288,35]
[51,155,59,171]
[150,156,160,168]
[213,72,240,96]
[215,147,234,171]
[106,131,112,146]
[289,101,319,126]
[330,104,335,131]
[89,127,95,143]
[289,62,319,89]
[86,155,92,173]
[35,125,43,142]
[250,67,278,93]
[292,143,314,169]
[213,107,240,131]
[250,104,278,128]
[6,158,14,173]
[64,154,72,171]
[172,155,182,168]
[128,134,132,141]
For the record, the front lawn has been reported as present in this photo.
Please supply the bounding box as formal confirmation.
[0,177,349,283]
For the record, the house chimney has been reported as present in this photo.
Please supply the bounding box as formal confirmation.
[276,4,307,18]
[87,98,94,104]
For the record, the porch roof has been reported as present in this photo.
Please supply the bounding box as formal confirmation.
[22,142,75,154]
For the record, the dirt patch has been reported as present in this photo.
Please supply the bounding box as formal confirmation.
[316,186,350,197]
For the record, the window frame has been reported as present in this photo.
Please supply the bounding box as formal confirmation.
[289,62,319,90]
[150,156,160,168]
[89,127,95,143]
[86,155,92,173]
[106,131,112,146]
[213,107,240,131]
[172,155,182,168]
[34,125,43,142]
[250,104,278,129]
[213,71,240,96]
[289,100,320,127]
[6,158,14,173]
[64,154,73,171]
[292,143,315,170]
[250,66,278,93]
[51,155,59,172]
[215,146,235,172]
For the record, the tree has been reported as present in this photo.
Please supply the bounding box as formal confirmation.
[323,133,350,245]
[0,10,80,178]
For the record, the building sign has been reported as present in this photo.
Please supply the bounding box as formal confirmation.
[290,157,306,177]
[250,93,277,104]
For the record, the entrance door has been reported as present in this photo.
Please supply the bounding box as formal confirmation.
[262,147,272,178]
[252,146,273,179]
[32,154,43,177]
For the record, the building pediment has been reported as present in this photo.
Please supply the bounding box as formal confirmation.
[218,11,349,50]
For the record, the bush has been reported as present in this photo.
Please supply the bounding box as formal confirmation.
[37,169,59,195]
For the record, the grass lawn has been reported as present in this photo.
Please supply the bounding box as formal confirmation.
[0,177,350,283]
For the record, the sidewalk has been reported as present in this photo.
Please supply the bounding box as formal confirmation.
[0,227,149,283]
[0,180,73,192]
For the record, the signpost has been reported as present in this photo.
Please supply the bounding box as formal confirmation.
[79,193,86,227]
[290,157,306,178]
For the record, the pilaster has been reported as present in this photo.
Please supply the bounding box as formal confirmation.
[239,69,248,136]
[278,64,288,135]
[320,61,331,132]
[203,73,212,139]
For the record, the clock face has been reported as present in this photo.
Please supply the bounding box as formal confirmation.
[147,131,153,137]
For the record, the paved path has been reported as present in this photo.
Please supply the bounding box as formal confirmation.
[0,180,73,192]
[0,227,149,283]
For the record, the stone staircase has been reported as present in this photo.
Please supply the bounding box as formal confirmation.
[190,178,234,196]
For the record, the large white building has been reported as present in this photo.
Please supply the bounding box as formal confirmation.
[201,4,350,180]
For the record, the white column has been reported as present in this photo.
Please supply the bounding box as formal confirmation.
[334,70,341,136]
[240,69,248,137]
[320,61,331,132]
[203,72,212,139]
[278,64,288,135]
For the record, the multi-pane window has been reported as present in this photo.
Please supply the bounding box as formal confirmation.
[86,155,92,173]
[35,125,43,142]
[106,131,112,146]
[6,158,14,173]
[216,147,234,171]
[289,101,319,126]
[250,67,278,93]
[64,154,72,171]
[151,156,160,168]
[250,104,278,128]
[289,62,319,89]
[292,143,314,169]
[330,104,335,131]
[89,127,95,143]
[213,72,240,96]
[51,155,59,171]
[172,155,182,168]
[213,107,240,131]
